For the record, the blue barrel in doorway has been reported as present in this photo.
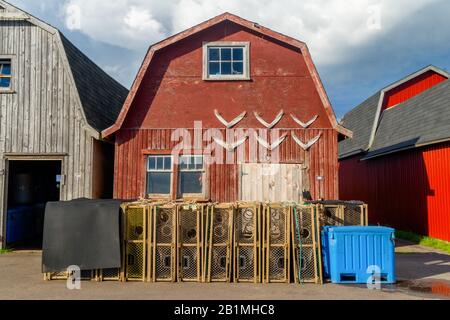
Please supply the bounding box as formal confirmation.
[322,226,396,284]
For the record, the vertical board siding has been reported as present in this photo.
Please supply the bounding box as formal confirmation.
[340,142,450,242]
[383,70,447,110]
[0,20,95,241]
[112,21,340,204]
[114,128,338,202]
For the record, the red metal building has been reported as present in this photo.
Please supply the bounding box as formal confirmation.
[103,13,351,203]
[339,66,450,241]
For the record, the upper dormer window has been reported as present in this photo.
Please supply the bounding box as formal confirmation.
[0,59,12,90]
[203,42,250,81]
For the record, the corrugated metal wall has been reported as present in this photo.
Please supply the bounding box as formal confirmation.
[340,142,450,242]
[114,128,338,202]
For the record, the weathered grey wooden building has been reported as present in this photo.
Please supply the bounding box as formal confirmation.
[0,1,128,248]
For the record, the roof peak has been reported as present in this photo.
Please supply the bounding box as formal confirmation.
[381,65,449,95]
[340,65,450,159]
[103,12,351,138]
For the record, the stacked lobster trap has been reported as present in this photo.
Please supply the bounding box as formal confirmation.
[263,204,291,283]
[123,204,147,281]
[233,203,262,283]
[45,200,368,284]
[314,201,368,227]
[177,204,204,282]
[291,205,322,284]
[152,204,178,282]
[44,269,119,282]
[203,203,234,282]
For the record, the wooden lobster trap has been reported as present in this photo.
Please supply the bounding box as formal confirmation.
[343,203,368,226]
[97,268,121,282]
[203,203,234,282]
[123,204,148,282]
[152,204,177,282]
[291,205,322,284]
[177,204,204,282]
[44,269,97,281]
[317,204,343,227]
[263,203,291,283]
[233,202,262,283]
[317,202,368,227]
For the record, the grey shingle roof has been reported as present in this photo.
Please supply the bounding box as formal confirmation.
[365,79,450,158]
[338,91,381,158]
[339,75,450,160]
[60,33,129,132]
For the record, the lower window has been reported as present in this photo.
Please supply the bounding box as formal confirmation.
[147,155,172,196]
[178,155,204,196]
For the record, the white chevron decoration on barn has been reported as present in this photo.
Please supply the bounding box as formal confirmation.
[214,110,247,128]
[213,136,248,151]
[292,133,322,151]
[254,110,284,129]
[290,114,318,128]
[254,132,288,151]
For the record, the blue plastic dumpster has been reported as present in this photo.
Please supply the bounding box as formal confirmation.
[321,226,396,284]
[6,204,46,245]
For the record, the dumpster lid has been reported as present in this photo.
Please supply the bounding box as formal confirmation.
[323,226,395,234]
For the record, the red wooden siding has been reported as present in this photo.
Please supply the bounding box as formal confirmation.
[339,142,450,242]
[114,128,338,202]
[122,21,332,130]
[112,19,341,203]
[383,70,447,110]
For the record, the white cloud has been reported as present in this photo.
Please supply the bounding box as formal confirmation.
[61,0,437,65]
[63,0,167,50]
[124,6,161,32]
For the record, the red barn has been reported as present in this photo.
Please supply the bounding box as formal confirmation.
[103,13,351,203]
[339,65,450,241]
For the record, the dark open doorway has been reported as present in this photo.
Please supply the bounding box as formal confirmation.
[6,160,61,249]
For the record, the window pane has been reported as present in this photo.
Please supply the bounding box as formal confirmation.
[209,62,220,75]
[180,155,202,170]
[233,48,243,61]
[156,157,164,170]
[194,156,204,170]
[147,172,171,194]
[221,48,232,61]
[221,62,232,75]
[0,78,10,88]
[1,63,11,75]
[180,156,189,170]
[232,62,243,75]
[209,48,220,61]
[180,172,203,194]
[148,157,156,171]
[164,157,172,170]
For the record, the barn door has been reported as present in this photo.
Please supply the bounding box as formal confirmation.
[240,164,302,202]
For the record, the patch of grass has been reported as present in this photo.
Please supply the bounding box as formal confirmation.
[396,230,450,254]
[0,248,13,254]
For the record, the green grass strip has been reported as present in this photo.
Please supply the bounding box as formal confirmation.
[396,230,450,254]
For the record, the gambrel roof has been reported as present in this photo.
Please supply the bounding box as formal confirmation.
[60,35,128,132]
[339,65,450,160]
[102,12,352,138]
[0,0,128,135]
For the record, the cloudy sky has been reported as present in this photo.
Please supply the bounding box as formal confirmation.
[8,0,450,117]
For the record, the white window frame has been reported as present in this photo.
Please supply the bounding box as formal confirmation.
[202,41,250,81]
[146,155,173,198]
[0,56,14,93]
[178,155,206,199]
